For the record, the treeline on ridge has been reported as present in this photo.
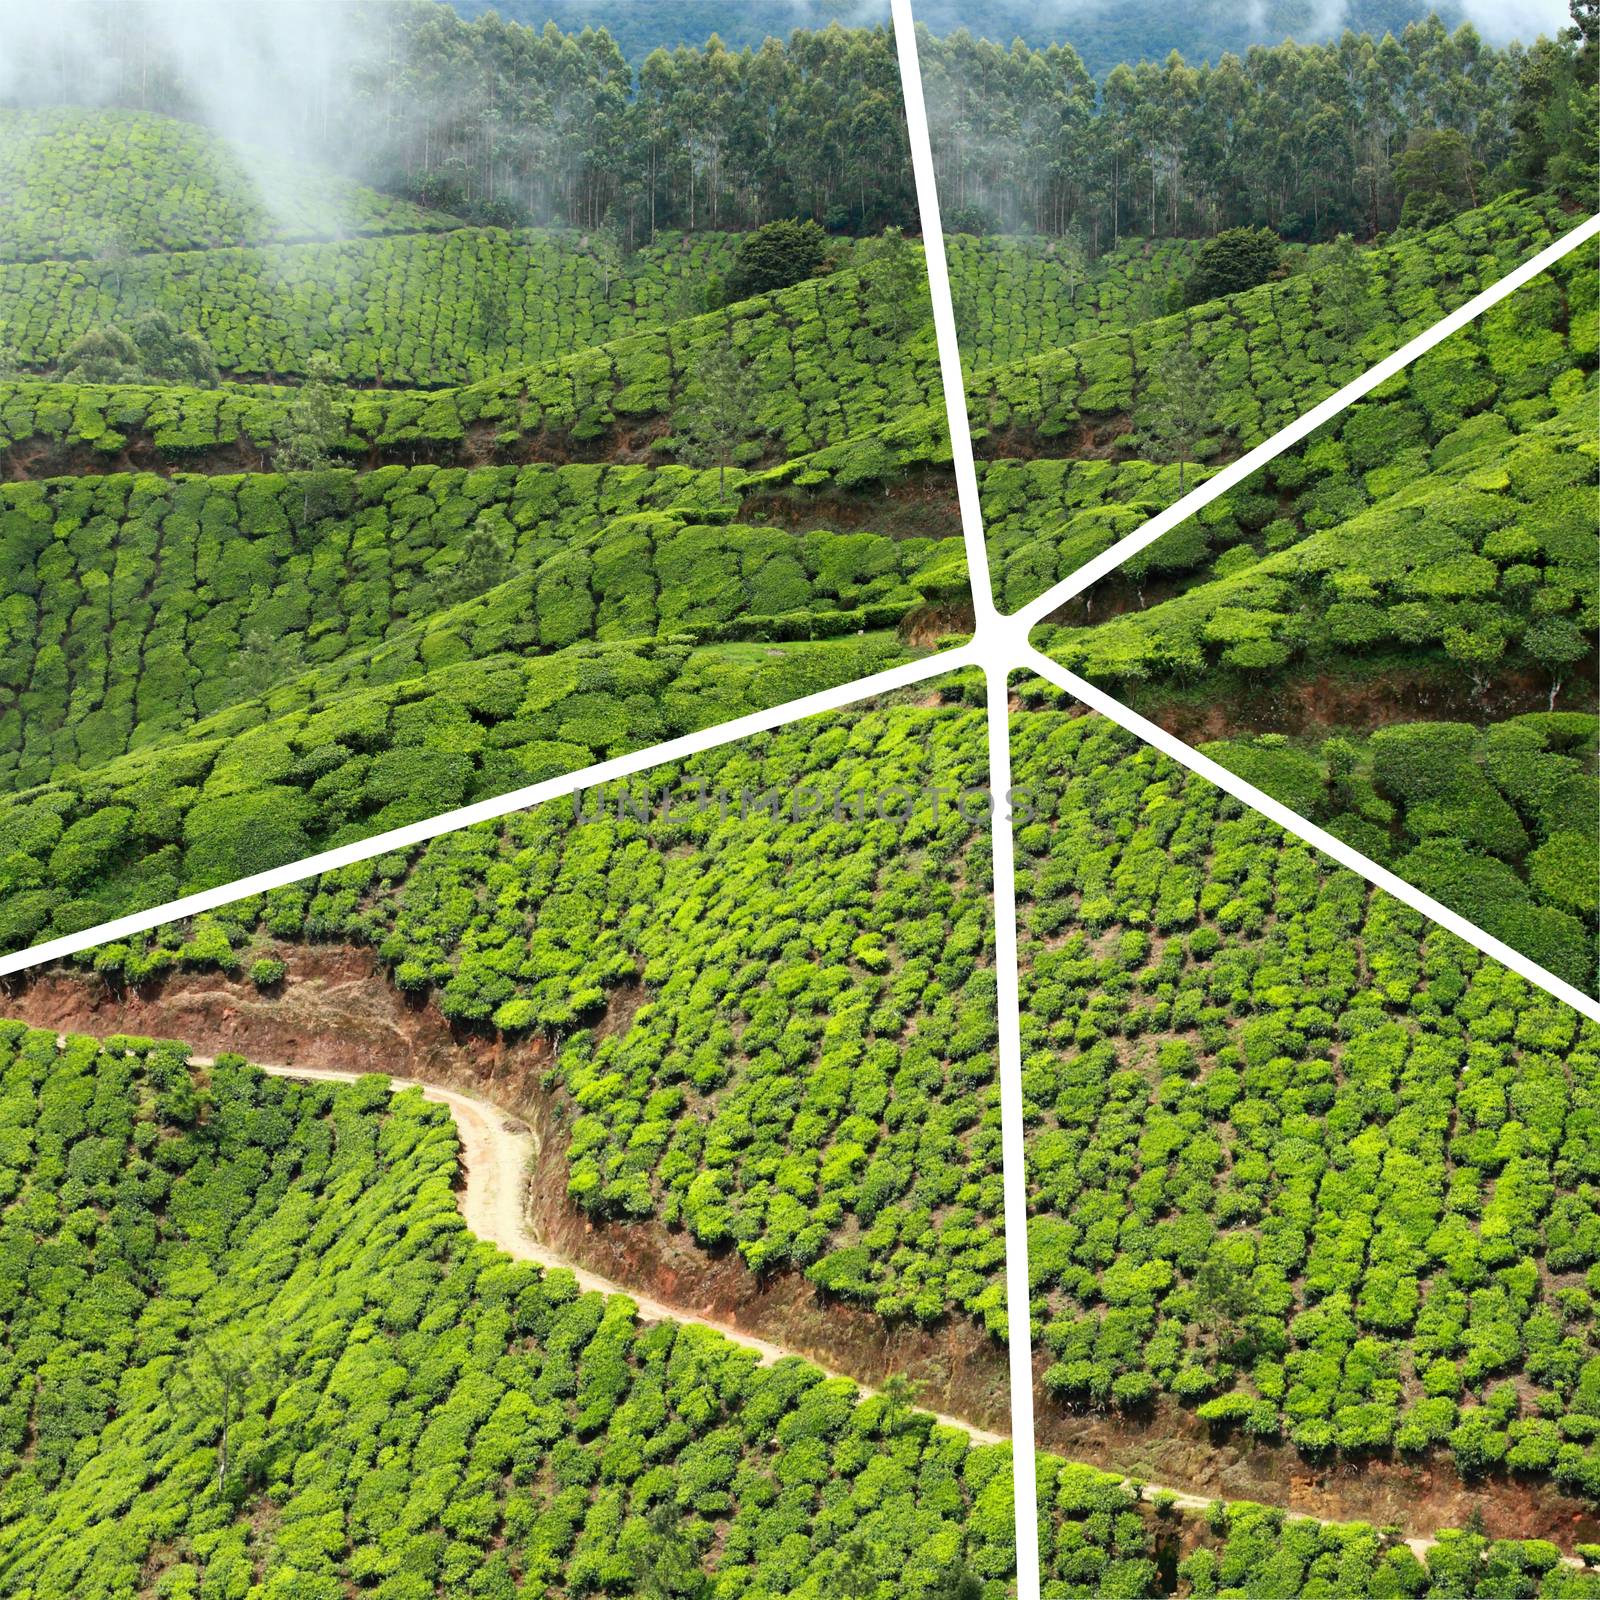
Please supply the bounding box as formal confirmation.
[919,4,1596,243]
[2,2,918,239]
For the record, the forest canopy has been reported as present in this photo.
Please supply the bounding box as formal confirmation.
[920,3,1597,244]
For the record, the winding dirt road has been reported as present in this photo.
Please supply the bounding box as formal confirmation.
[231,1058,1009,1447]
[191,1056,1590,1566]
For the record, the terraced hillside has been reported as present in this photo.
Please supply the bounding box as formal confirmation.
[1010,707,1600,1538]
[1033,251,1599,993]
[0,98,967,956]
[0,254,947,473]
[966,194,1581,613]
[0,1022,1018,1598]
[0,107,456,260]
[948,234,1203,367]
[0,225,845,386]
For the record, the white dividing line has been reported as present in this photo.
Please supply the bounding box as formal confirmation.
[981,666,1043,1572]
[892,4,1041,1585]
[892,0,998,627]
[1018,642,1600,1025]
[0,643,975,978]
[1011,209,1600,631]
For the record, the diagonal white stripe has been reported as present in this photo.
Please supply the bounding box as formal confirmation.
[0,644,976,978]
[1012,211,1600,630]
[1017,642,1600,1024]
[892,2,1041,1586]
[892,0,998,628]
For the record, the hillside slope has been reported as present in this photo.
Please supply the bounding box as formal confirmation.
[969,193,1580,612]
[0,1022,1018,1598]
[1032,250,1598,994]
[0,107,456,262]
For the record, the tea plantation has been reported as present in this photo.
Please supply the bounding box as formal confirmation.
[1033,250,1598,992]
[0,224,875,388]
[967,192,1579,613]
[947,235,1203,368]
[0,93,969,954]
[1,247,947,469]
[1036,1459,1600,1597]
[1207,718,1598,997]
[1012,708,1600,1505]
[0,107,456,262]
[80,688,1009,1325]
[0,1022,1019,1599]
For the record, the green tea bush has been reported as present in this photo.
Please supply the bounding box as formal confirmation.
[0,1022,1018,1598]
[1012,709,1600,1498]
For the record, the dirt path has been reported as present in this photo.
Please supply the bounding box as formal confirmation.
[232,1057,1009,1448]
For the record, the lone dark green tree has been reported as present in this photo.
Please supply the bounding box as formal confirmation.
[436,515,513,607]
[275,351,349,515]
[61,310,218,387]
[1524,615,1586,710]
[725,217,829,301]
[167,1326,289,1500]
[1182,226,1281,307]
[1144,337,1215,492]
[675,337,759,500]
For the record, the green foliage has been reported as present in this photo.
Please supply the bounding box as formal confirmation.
[1207,717,1599,994]
[60,309,219,387]
[1013,710,1600,1495]
[1037,252,1597,699]
[0,1023,1018,1597]
[78,691,1008,1329]
[972,193,1580,610]
[1182,227,1283,308]
[919,15,1580,241]
[0,223,785,385]
[725,219,831,302]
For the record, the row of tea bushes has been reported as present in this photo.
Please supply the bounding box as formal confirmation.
[968,192,1578,612]
[0,460,965,790]
[0,227,807,384]
[1033,248,1594,622]
[0,250,943,472]
[1036,396,1596,722]
[0,631,927,954]
[80,688,1009,1329]
[948,234,1203,367]
[1036,1458,1600,1596]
